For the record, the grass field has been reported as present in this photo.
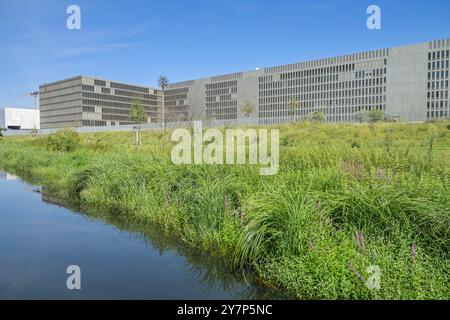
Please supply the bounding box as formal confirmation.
[0,121,449,299]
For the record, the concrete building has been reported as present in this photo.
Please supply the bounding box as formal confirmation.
[0,108,40,130]
[168,38,449,124]
[39,38,450,128]
[39,76,163,129]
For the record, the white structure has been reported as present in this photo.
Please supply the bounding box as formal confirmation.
[0,108,40,130]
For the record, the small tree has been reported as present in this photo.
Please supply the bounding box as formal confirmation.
[31,127,38,137]
[353,111,368,123]
[130,100,147,145]
[158,75,169,141]
[45,129,80,152]
[241,100,254,125]
[367,109,385,123]
[288,98,298,123]
[311,111,325,122]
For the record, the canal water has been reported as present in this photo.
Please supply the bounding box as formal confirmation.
[0,171,277,299]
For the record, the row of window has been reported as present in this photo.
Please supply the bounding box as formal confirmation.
[260,87,386,102]
[427,110,449,119]
[206,107,238,115]
[428,70,449,81]
[355,68,386,79]
[110,82,152,94]
[259,105,385,120]
[427,100,449,109]
[260,84,386,99]
[428,60,449,71]
[428,80,449,90]
[165,93,188,101]
[82,92,158,106]
[206,113,237,120]
[205,101,238,108]
[428,50,450,61]
[165,87,189,95]
[278,63,369,81]
[259,77,386,92]
[427,91,449,100]
[205,80,237,90]
[205,87,238,96]
[94,79,106,87]
[82,120,107,126]
[260,97,386,111]
[265,50,388,74]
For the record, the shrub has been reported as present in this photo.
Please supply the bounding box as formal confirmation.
[45,129,80,152]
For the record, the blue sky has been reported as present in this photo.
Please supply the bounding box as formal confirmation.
[0,0,449,108]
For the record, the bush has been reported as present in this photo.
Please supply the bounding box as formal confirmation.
[45,129,80,152]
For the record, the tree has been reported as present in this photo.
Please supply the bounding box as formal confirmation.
[158,75,169,140]
[130,100,147,145]
[353,111,368,123]
[288,97,298,123]
[241,100,254,125]
[310,111,325,122]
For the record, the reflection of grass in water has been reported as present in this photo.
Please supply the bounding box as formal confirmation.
[0,121,449,299]
[39,190,282,299]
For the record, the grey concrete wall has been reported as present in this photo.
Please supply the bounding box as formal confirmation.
[0,108,5,129]
[386,43,429,122]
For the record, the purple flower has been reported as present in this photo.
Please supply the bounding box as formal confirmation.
[411,240,416,262]
[349,261,367,284]
[361,231,365,253]
[356,231,360,247]
[316,199,321,210]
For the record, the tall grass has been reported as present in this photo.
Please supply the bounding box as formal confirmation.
[0,121,448,299]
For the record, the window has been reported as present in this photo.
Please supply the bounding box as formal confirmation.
[94,79,106,86]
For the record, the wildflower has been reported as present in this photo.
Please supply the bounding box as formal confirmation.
[411,240,416,263]
[349,261,366,284]
[360,231,365,253]
[316,199,321,210]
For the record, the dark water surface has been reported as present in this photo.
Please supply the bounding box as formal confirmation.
[0,171,278,299]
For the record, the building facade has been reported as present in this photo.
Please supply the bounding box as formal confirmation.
[39,76,163,129]
[0,108,40,130]
[39,38,450,129]
[168,38,449,124]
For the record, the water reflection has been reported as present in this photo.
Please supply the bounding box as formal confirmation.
[36,186,287,299]
[0,171,17,180]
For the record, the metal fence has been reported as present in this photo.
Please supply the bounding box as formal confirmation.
[1,117,270,137]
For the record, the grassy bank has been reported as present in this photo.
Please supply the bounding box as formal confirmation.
[0,121,449,299]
